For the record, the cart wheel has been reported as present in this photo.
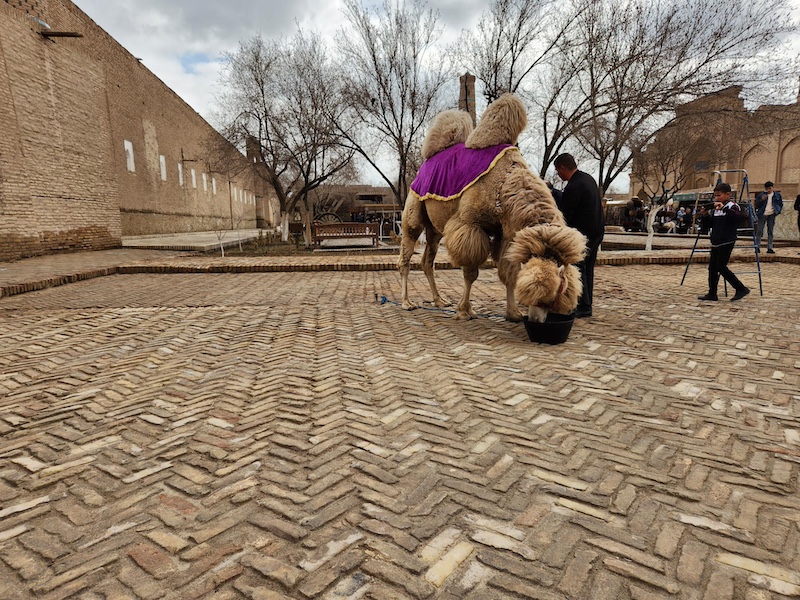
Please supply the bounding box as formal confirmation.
[314,212,342,223]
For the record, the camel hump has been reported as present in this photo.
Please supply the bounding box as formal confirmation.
[466,93,527,149]
[421,110,474,159]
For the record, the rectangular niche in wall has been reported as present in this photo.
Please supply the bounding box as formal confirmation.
[191,169,197,189]
[178,162,184,186]
[160,155,167,181]
[124,140,135,172]
[202,173,208,192]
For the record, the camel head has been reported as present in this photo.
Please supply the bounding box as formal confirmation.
[505,224,587,322]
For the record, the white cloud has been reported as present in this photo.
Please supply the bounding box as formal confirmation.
[71,0,482,121]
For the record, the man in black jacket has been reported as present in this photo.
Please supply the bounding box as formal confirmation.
[554,153,605,318]
[698,182,749,302]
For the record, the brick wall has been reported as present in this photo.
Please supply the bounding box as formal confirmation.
[47,0,262,235]
[2,0,45,21]
[0,3,121,261]
[0,0,268,260]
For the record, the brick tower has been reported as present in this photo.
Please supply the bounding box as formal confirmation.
[459,72,476,126]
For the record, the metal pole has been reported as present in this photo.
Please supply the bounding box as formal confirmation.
[680,226,703,285]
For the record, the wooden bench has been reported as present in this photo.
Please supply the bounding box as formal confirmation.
[313,222,379,248]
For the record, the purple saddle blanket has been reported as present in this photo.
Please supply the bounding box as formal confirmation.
[410,143,513,201]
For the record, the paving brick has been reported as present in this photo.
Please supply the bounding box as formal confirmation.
[18,528,69,560]
[362,558,436,599]
[145,529,190,554]
[558,549,597,597]
[127,543,177,579]
[676,540,709,584]
[702,569,735,600]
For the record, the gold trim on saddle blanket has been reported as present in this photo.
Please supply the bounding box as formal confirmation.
[409,146,518,203]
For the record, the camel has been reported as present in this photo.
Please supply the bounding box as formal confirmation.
[397,93,587,323]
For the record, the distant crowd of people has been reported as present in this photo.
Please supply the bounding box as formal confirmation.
[618,181,800,247]
[622,202,711,235]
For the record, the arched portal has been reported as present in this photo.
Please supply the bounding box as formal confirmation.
[780,136,800,185]
[742,144,771,186]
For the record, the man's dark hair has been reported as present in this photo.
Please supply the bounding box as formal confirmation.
[714,182,731,193]
[764,181,774,188]
[554,153,577,170]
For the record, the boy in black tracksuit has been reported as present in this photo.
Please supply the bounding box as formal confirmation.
[698,182,750,301]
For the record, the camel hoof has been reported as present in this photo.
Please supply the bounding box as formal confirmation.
[455,311,475,320]
[401,301,418,311]
[433,297,451,308]
[505,312,523,323]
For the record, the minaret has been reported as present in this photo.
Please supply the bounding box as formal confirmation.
[459,73,476,126]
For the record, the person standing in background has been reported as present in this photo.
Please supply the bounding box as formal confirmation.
[755,181,783,254]
[697,205,712,235]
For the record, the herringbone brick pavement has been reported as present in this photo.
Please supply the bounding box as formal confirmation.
[0,263,799,599]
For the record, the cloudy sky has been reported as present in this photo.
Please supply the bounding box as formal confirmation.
[71,0,484,125]
[69,0,800,192]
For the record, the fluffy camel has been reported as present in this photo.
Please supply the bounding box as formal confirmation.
[397,93,587,322]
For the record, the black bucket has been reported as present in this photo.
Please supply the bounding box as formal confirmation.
[522,313,575,345]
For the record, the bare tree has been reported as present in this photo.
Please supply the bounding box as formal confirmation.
[456,0,598,177]
[572,0,798,193]
[458,0,577,104]
[280,32,357,243]
[630,125,710,249]
[216,30,354,243]
[526,17,600,178]
[308,161,360,219]
[463,0,797,192]
[335,0,455,205]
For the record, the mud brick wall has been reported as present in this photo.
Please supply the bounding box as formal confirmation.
[2,0,45,21]
[0,0,262,261]
[0,3,120,261]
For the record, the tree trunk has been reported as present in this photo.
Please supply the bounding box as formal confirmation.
[645,208,660,251]
[281,212,290,242]
[303,209,313,248]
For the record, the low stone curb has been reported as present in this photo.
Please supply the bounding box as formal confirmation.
[1,253,797,300]
[0,268,117,299]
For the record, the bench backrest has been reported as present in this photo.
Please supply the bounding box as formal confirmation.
[313,223,378,237]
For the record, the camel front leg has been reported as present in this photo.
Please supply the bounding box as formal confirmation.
[398,242,417,310]
[498,254,523,322]
[505,280,523,322]
[456,267,479,320]
[398,199,424,310]
[421,228,449,307]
